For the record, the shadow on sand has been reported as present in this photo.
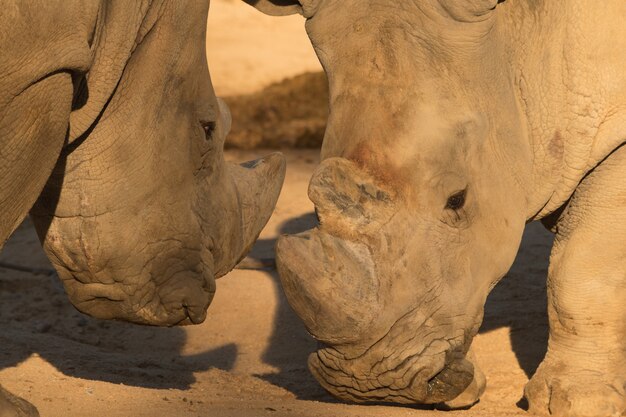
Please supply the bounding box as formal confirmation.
[0,212,552,400]
[0,220,236,391]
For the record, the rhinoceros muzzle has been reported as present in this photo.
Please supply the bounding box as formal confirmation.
[307,342,474,404]
[276,225,476,405]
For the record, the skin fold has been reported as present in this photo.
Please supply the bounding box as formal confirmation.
[0,1,285,415]
[247,0,626,415]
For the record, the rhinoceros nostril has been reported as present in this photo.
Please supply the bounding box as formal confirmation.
[179,302,204,326]
[426,356,474,403]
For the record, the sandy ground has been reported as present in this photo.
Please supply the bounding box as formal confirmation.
[0,1,556,416]
[206,0,321,97]
[1,149,553,417]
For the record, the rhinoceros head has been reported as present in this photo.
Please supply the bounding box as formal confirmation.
[249,0,532,405]
[29,1,285,327]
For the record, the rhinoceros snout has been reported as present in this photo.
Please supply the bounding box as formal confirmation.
[307,344,477,405]
[276,226,484,406]
[56,260,216,327]
[154,268,216,326]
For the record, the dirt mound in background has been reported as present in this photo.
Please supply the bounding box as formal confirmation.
[224,72,328,149]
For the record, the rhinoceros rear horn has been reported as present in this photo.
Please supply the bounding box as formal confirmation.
[243,0,320,17]
[438,0,500,22]
[308,157,393,234]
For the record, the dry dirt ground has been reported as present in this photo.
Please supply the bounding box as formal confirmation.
[0,1,555,416]
[0,149,553,417]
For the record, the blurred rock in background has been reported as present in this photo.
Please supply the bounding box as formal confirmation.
[207,0,326,149]
[224,72,328,149]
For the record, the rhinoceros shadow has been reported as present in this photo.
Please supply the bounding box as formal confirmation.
[0,211,551,398]
[0,219,237,390]
[252,212,552,402]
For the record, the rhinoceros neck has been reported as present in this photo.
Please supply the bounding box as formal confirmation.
[68,0,160,145]
[500,0,626,220]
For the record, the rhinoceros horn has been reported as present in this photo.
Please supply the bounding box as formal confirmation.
[276,157,394,347]
[307,157,394,237]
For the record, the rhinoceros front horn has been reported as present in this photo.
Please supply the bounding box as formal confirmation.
[276,229,380,345]
[276,157,392,346]
[217,152,285,277]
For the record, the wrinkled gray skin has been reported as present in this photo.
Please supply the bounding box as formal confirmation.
[0,1,285,415]
[247,0,626,416]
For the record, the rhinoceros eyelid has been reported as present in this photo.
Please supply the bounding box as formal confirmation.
[445,189,467,211]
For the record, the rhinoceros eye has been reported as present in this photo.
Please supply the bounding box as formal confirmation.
[445,189,466,211]
[200,120,216,141]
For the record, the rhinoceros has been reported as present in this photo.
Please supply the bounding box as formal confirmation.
[247,0,626,415]
[0,1,284,415]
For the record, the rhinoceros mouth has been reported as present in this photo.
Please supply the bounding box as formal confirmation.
[55,243,217,327]
[308,342,474,404]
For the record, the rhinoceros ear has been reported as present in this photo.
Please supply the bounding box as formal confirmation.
[242,0,320,17]
[439,0,501,22]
